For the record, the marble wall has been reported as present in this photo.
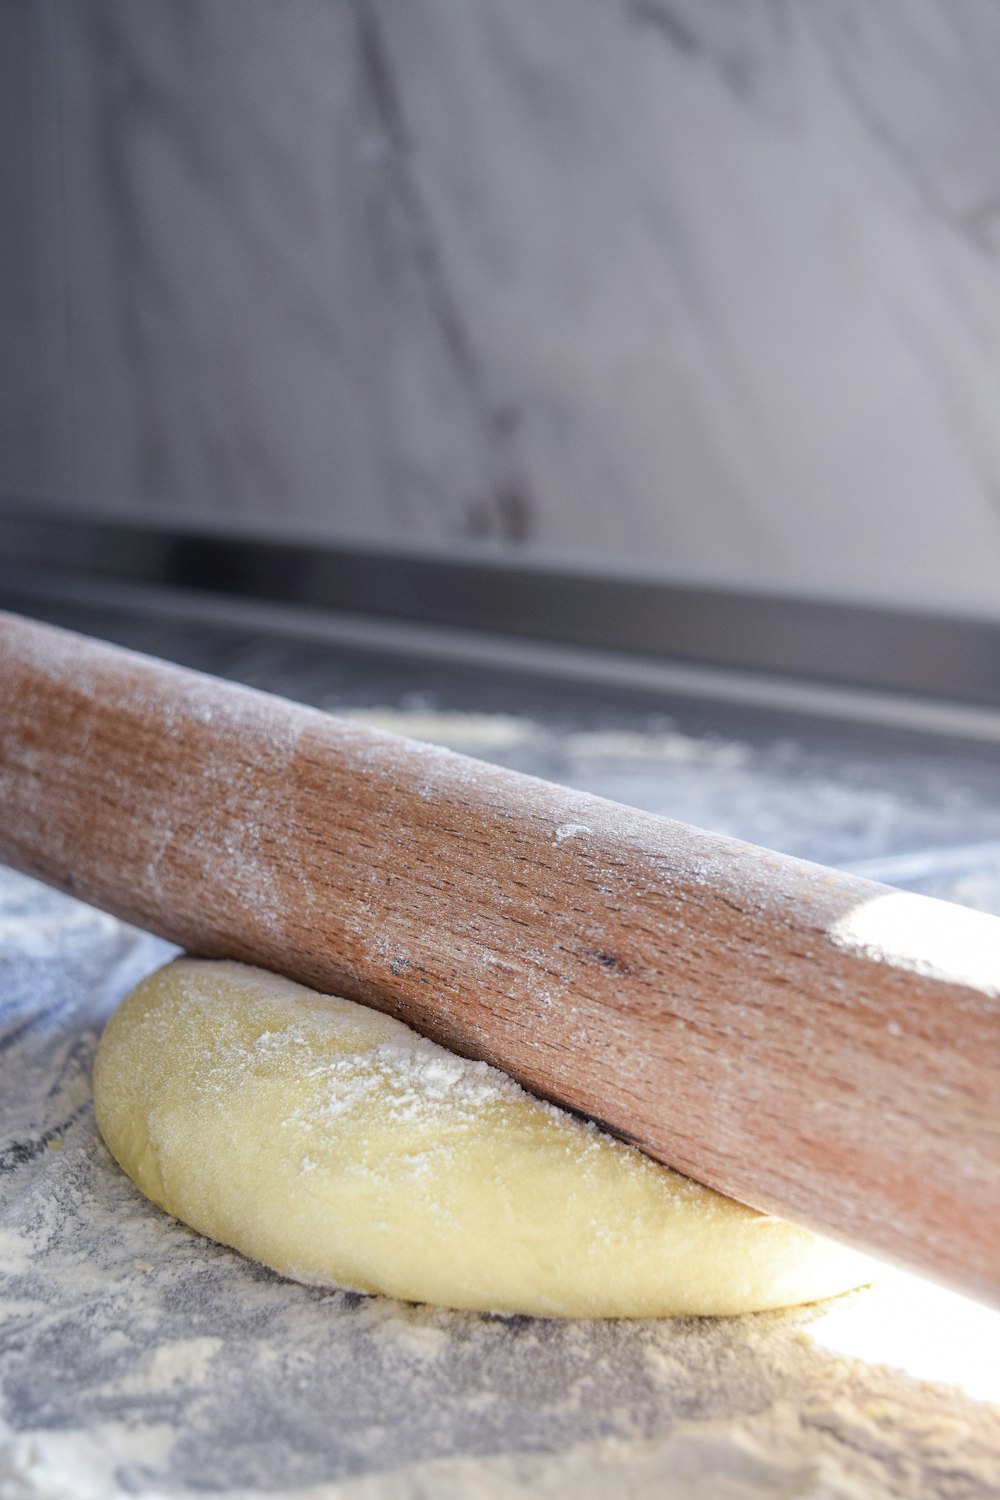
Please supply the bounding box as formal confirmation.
[0,2,47,496]
[5,0,1000,615]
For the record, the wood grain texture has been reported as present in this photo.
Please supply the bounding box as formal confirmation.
[2,610,999,1301]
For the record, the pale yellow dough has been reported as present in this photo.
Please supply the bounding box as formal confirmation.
[93,959,877,1318]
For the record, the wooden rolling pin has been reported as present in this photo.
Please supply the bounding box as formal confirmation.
[2,610,1000,1302]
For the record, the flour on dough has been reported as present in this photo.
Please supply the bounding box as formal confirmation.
[93,959,877,1317]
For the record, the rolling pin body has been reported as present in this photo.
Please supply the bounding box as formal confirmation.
[2,612,1000,1300]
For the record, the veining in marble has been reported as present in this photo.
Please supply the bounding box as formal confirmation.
[5,0,1000,613]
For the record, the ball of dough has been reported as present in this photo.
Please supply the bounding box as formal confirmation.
[93,959,878,1317]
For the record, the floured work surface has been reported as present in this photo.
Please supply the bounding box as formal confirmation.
[5,882,1000,1499]
[4,617,1000,1496]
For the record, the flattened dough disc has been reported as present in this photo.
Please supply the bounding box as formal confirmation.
[93,960,878,1317]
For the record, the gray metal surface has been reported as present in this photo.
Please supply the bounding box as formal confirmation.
[4,505,1000,708]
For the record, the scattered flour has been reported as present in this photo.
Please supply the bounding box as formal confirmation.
[4,661,1000,1496]
[3,864,1000,1498]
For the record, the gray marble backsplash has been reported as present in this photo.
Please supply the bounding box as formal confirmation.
[4,0,1000,614]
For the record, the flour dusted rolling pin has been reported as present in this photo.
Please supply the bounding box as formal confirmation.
[2,610,999,1302]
